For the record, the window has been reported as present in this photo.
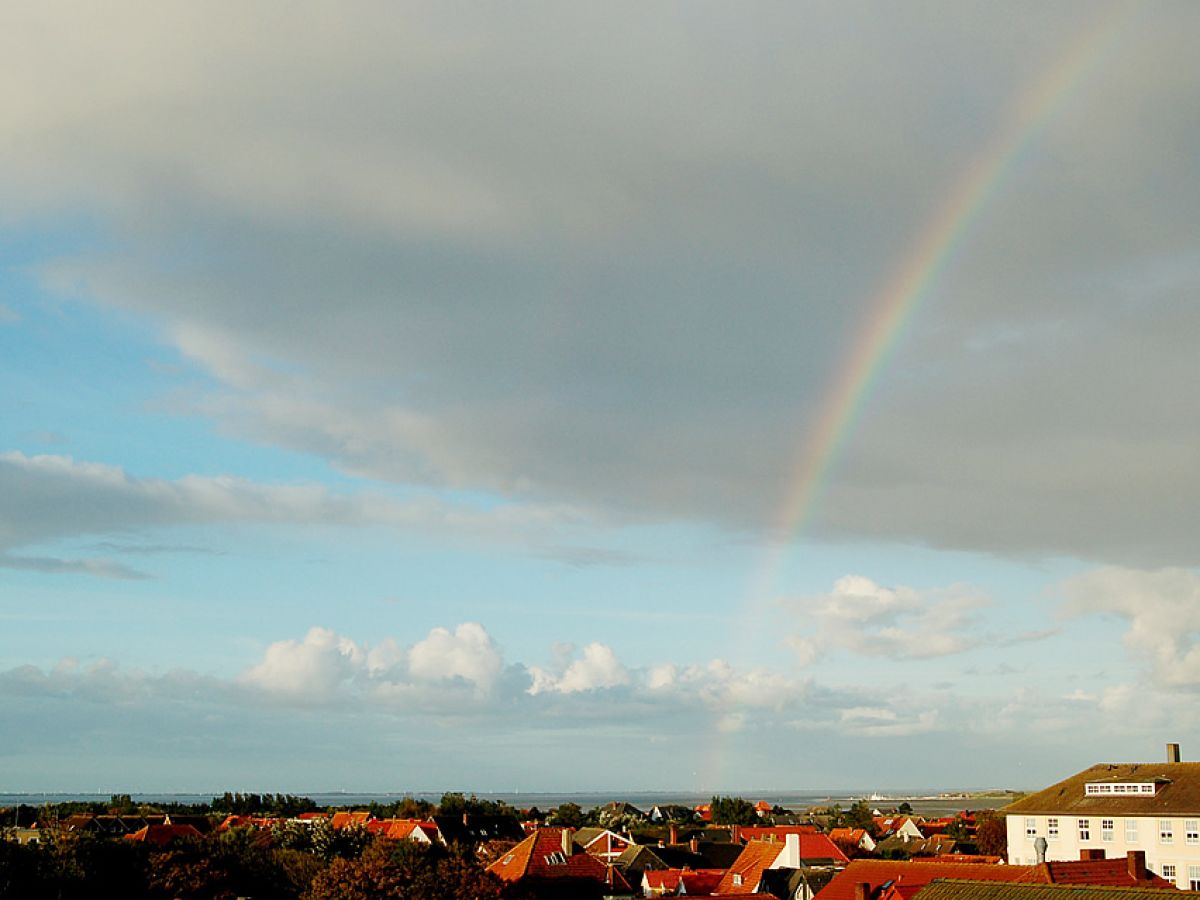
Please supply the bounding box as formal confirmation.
[1186,820,1199,844]
[733,874,743,887]
[1160,820,1174,843]
[1188,866,1200,891]
[1101,819,1114,841]
[1126,819,1138,842]
[1026,818,1038,837]
[1161,864,1176,881]
[1085,782,1158,796]
[1078,819,1090,841]
[1048,818,1059,839]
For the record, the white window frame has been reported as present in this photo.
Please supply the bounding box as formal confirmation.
[1161,863,1176,881]
[1186,820,1199,844]
[1160,820,1174,844]
[1026,818,1038,838]
[1101,819,1114,841]
[1125,819,1138,843]
[1048,818,1059,840]
[1188,865,1200,891]
[1078,818,1090,841]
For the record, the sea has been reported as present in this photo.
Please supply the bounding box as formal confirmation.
[0,790,1008,816]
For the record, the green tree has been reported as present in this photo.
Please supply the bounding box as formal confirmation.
[547,803,587,828]
[710,796,758,826]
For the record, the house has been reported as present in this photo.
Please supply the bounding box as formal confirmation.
[814,853,1174,900]
[642,868,726,896]
[488,827,633,898]
[714,839,789,895]
[1003,743,1200,889]
[875,817,926,842]
[652,805,698,823]
[909,881,1179,900]
[830,828,878,853]
[876,834,958,858]
[574,826,636,862]
[330,810,372,830]
[384,820,440,843]
[433,813,525,845]
[125,823,204,847]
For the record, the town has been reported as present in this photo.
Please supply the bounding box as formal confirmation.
[2,744,1197,899]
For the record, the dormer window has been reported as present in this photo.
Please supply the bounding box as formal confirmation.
[544,852,567,866]
[1085,782,1158,795]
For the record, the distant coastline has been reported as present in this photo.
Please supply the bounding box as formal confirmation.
[0,788,1022,814]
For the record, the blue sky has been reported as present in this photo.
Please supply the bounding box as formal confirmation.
[2,1,1199,794]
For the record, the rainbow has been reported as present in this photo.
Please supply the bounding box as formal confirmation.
[704,3,1133,790]
[749,2,1133,604]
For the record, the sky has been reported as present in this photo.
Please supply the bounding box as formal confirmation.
[2,0,1199,795]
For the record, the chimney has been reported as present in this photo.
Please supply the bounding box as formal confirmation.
[1080,849,1106,861]
[1035,837,1047,864]
[730,824,740,843]
[854,882,871,900]
[690,837,700,854]
[1128,851,1147,881]
[781,832,801,868]
[1168,743,1181,763]
[462,813,470,826]
[562,828,573,856]
[669,824,679,845]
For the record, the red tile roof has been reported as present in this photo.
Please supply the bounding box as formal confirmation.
[735,825,820,842]
[645,868,727,895]
[740,830,848,864]
[1039,861,1174,889]
[487,827,612,885]
[713,840,784,895]
[818,857,1175,900]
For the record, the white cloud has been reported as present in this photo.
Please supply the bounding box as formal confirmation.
[241,627,365,703]
[407,623,503,692]
[528,642,630,695]
[1062,567,1200,690]
[788,575,986,665]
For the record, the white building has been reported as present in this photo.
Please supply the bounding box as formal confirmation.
[1006,744,1200,890]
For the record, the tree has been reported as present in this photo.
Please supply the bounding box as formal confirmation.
[844,800,876,834]
[710,796,758,826]
[547,803,588,828]
[975,810,1007,858]
[306,838,507,900]
[897,802,913,815]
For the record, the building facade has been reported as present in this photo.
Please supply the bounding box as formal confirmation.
[1005,745,1200,890]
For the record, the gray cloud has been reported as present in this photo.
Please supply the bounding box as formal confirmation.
[0,451,591,575]
[2,2,1198,564]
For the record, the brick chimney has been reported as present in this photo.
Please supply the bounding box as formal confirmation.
[669,823,679,845]
[854,882,871,900]
[730,824,740,843]
[1168,743,1181,763]
[562,828,573,856]
[1080,849,1106,861]
[1128,850,1147,881]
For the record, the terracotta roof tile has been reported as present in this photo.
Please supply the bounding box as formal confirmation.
[714,840,784,895]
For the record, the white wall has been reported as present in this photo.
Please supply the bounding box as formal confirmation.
[1006,814,1200,890]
